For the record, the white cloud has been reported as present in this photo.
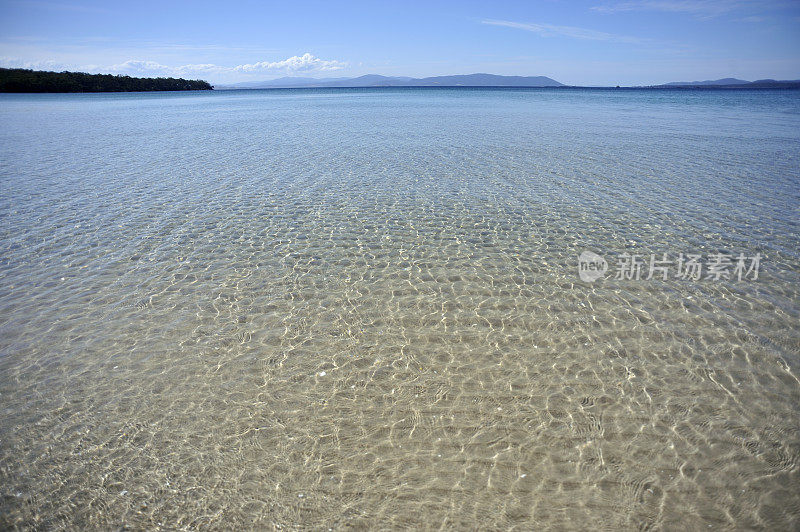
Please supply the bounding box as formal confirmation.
[108,60,174,75]
[482,19,646,44]
[107,60,232,78]
[0,53,349,82]
[104,54,346,79]
[175,63,225,73]
[234,53,347,73]
[0,57,71,71]
[590,1,773,17]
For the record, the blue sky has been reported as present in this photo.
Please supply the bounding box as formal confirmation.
[1,0,799,85]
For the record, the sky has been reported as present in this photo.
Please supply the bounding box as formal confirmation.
[1,0,799,86]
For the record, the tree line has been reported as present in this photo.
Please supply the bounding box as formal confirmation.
[0,68,213,93]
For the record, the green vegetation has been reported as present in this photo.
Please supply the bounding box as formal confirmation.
[0,68,213,93]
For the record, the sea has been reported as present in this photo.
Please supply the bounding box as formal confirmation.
[1,87,798,529]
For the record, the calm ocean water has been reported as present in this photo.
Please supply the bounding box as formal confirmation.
[1,87,799,529]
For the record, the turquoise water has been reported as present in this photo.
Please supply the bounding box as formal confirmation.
[1,88,799,529]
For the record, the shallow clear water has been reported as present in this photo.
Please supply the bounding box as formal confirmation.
[1,87,799,529]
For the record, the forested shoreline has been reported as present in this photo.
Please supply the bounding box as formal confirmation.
[0,68,213,92]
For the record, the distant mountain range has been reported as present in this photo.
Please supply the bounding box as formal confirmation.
[216,74,800,90]
[217,73,564,89]
[3,68,799,93]
[663,78,749,86]
[655,78,800,89]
